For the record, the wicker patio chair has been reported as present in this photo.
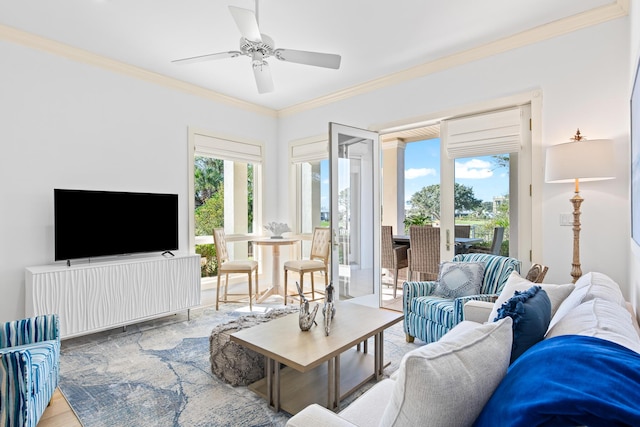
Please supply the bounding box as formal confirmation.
[381,225,409,298]
[407,225,440,282]
[455,224,471,238]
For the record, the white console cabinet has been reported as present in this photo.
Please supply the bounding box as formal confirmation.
[25,253,201,338]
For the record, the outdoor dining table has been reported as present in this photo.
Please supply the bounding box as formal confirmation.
[393,234,483,253]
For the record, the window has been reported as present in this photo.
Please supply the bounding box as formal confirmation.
[194,156,255,236]
[188,129,263,278]
[289,137,329,235]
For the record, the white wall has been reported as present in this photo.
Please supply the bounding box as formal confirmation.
[1,14,633,323]
[629,1,640,316]
[0,40,277,322]
[278,18,631,293]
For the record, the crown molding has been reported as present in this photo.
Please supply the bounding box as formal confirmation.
[0,23,277,118]
[277,0,628,118]
[0,0,628,119]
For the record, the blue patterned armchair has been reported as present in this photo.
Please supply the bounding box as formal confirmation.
[0,314,60,427]
[403,254,520,344]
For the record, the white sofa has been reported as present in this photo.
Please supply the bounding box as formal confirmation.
[286,271,640,427]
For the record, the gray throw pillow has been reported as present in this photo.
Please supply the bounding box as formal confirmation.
[433,261,485,298]
[380,317,513,427]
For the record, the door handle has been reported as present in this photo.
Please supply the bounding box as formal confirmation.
[446,229,451,251]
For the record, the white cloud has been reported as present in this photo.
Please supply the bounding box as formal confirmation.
[405,167,436,180]
[455,159,493,179]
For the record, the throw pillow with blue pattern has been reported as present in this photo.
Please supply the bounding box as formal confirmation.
[433,261,485,298]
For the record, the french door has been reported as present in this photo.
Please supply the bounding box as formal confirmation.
[329,123,380,306]
[439,105,532,263]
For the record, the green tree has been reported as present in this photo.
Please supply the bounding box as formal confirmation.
[475,194,510,255]
[247,164,254,233]
[408,183,482,220]
[194,157,224,207]
[491,154,509,170]
[195,188,224,236]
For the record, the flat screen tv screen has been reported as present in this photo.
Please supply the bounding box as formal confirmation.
[54,189,179,261]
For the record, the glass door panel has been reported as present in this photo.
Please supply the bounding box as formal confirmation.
[329,123,380,306]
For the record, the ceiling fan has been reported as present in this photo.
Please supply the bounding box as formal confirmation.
[172,1,342,94]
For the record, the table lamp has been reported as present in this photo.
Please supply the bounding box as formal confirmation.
[545,129,615,283]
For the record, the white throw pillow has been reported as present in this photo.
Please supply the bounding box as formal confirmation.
[380,317,513,427]
[488,271,574,322]
[546,298,640,354]
[433,262,485,298]
[548,272,625,331]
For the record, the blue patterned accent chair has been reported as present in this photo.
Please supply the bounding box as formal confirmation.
[403,254,520,344]
[0,314,60,427]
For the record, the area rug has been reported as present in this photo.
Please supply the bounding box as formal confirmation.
[58,302,418,427]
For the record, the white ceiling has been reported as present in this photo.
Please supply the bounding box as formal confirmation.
[0,0,617,111]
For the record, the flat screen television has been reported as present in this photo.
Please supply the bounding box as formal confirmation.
[54,189,179,261]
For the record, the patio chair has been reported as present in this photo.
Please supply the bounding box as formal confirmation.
[407,225,440,282]
[0,314,60,427]
[403,253,521,343]
[213,228,259,311]
[455,224,471,238]
[381,225,409,299]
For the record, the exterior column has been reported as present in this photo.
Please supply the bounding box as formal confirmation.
[381,139,406,234]
[224,161,249,258]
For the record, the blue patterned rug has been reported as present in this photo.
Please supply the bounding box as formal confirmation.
[58,302,416,427]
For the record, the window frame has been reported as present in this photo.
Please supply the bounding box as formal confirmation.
[187,127,264,252]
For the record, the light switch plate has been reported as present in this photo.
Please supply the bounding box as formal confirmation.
[560,213,573,226]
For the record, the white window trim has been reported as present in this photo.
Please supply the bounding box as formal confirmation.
[288,134,328,237]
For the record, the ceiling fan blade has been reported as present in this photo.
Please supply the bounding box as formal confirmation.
[274,48,341,69]
[228,6,262,43]
[171,51,242,65]
[253,61,274,94]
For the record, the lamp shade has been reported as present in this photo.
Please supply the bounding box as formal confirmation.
[545,139,616,183]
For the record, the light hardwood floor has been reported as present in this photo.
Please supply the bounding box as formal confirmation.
[39,389,81,427]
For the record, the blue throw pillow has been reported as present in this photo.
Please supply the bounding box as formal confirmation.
[494,285,551,363]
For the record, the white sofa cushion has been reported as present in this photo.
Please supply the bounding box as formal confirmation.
[286,404,358,427]
[548,272,626,331]
[546,298,640,354]
[339,379,396,427]
[380,317,513,427]
[575,272,626,305]
[488,271,574,322]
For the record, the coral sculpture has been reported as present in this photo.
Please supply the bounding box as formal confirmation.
[263,222,291,238]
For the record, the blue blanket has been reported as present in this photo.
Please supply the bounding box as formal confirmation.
[474,335,640,427]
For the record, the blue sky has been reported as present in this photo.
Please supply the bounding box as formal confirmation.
[405,138,509,205]
[319,138,509,210]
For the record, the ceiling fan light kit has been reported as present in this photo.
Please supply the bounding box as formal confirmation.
[172,2,341,94]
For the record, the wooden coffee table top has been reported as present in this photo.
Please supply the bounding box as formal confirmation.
[230,302,403,372]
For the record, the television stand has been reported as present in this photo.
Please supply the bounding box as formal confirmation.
[25,253,200,338]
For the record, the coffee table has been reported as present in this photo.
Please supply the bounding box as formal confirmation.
[230,302,403,415]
